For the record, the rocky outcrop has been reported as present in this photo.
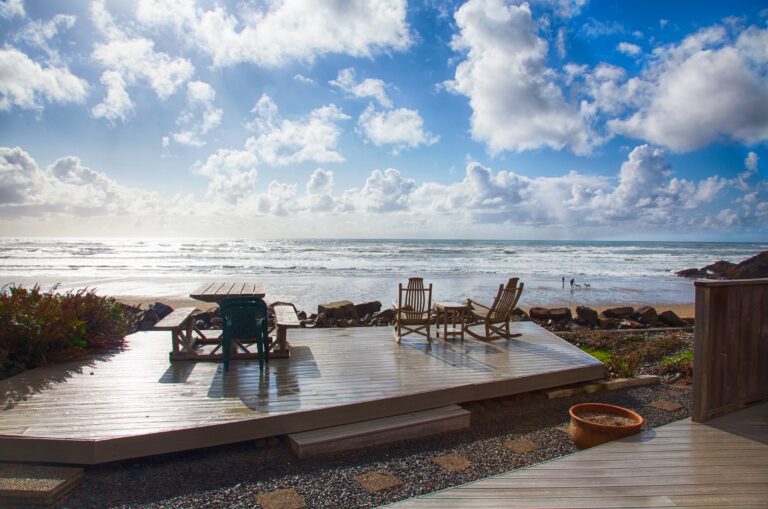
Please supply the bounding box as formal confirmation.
[676,250,768,280]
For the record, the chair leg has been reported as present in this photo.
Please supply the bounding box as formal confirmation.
[222,332,231,372]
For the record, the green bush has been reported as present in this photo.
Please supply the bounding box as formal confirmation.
[0,286,129,380]
[657,350,694,377]
[607,350,643,378]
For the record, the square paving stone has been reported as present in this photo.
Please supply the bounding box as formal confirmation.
[0,463,83,508]
[648,399,684,412]
[255,488,306,509]
[354,471,402,493]
[503,438,541,454]
[432,454,472,472]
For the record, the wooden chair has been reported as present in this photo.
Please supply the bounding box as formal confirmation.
[395,277,433,343]
[220,297,269,371]
[466,278,524,341]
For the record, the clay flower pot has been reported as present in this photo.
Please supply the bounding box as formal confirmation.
[568,403,643,450]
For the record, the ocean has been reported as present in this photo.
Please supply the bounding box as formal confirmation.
[0,238,764,312]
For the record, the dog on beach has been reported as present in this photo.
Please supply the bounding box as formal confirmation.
[584,283,591,289]
[574,284,582,289]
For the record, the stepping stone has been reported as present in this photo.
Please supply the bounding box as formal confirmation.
[432,454,472,472]
[354,471,402,493]
[648,400,683,412]
[255,488,306,509]
[503,438,540,454]
[0,463,83,509]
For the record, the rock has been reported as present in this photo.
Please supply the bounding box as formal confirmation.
[601,306,634,319]
[619,319,644,329]
[701,260,737,278]
[151,301,173,319]
[565,321,587,331]
[634,305,659,326]
[549,307,572,321]
[138,309,160,330]
[317,300,358,320]
[724,250,768,279]
[576,306,599,325]
[354,301,382,317]
[599,317,621,329]
[297,310,307,320]
[511,308,529,321]
[529,307,551,321]
[675,267,704,278]
[373,308,395,323]
[659,310,687,327]
[194,319,206,329]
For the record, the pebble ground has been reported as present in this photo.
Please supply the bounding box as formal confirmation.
[62,380,692,509]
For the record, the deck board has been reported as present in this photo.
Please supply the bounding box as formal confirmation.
[387,402,768,508]
[0,321,603,464]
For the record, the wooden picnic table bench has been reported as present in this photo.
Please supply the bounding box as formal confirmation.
[154,307,206,360]
[272,304,300,357]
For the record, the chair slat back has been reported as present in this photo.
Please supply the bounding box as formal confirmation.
[489,278,523,321]
[399,277,432,320]
[220,297,268,340]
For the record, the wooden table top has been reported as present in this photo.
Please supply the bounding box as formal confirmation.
[190,281,266,303]
[434,301,468,310]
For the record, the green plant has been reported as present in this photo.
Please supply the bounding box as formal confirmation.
[0,286,129,380]
[657,350,694,378]
[580,346,611,363]
[607,350,643,378]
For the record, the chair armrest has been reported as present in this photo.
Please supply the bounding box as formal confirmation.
[467,299,490,310]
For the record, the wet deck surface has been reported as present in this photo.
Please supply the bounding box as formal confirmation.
[388,402,768,508]
[0,322,603,464]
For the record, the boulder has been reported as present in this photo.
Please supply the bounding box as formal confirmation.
[151,301,173,319]
[724,250,768,279]
[373,308,395,323]
[529,307,551,321]
[599,318,621,329]
[549,307,572,321]
[354,301,382,317]
[510,307,529,321]
[675,268,704,278]
[601,306,634,319]
[619,319,644,329]
[702,260,737,278]
[634,305,659,326]
[317,300,358,320]
[139,308,160,330]
[659,310,687,327]
[576,306,599,325]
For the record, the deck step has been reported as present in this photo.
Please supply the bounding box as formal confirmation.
[288,405,471,458]
[0,464,83,508]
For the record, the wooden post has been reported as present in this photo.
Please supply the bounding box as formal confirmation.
[693,278,768,422]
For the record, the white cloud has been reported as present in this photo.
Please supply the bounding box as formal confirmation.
[0,46,88,110]
[256,181,297,216]
[135,0,412,68]
[170,81,223,147]
[16,14,76,63]
[357,105,439,153]
[445,0,594,155]
[341,168,417,212]
[0,0,24,19]
[609,25,768,151]
[90,0,193,120]
[0,146,164,216]
[303,168,336,212]
[330,68,392,108]
[532,0,588,18]
[245,96,350,166]
[617,42,641,55]
[293,74,315,85]
[90,70,133,123]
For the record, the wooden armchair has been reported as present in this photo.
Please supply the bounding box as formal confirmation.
[394,277,433,343]
[466,278,524,341]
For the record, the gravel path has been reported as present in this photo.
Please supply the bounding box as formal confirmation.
[62,380,692,509]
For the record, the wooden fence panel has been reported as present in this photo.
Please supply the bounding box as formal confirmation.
[693,278,768,422]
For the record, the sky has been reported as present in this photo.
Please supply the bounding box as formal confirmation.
[0,0,766,240]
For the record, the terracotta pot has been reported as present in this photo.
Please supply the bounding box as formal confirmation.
[568,403,643,449]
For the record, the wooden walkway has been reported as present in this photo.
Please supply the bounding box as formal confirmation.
[388,402,768,508]
[0,322,603,464]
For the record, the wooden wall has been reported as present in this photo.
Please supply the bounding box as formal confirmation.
[693,278,768,422]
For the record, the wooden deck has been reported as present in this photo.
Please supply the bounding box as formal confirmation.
[388,402,768,508]
[0,322,603,465]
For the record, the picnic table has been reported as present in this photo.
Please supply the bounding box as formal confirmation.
[190,282,266,303]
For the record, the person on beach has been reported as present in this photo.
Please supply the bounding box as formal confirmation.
[570,278,574,290]
[562,276,565,288]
